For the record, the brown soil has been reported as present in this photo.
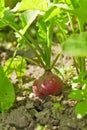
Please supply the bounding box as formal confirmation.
[0,45,87,130]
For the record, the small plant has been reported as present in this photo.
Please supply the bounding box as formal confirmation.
[52,102,64,118]
[62,0,87,118]
[4,55,26,78]
[0,66,15,118]
[0,0,67,98]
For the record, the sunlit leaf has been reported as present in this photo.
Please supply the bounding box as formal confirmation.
[0,19,7,28]
[0,0,5,17]
[75,101,87,118]
[65,0,72,5]
[44,6,60,22]
[37,17,47,43]
[79,0,87,8]
[70,0,80,8]
[20,10,40,34]
[62,32,87,57]
[68,90,85,100]
[72,0,87,27]
[55,3,71,11]
[2,9,19,29]
[53,102,64,110]
[0,66,15,111]
[18,0,48,11]
[4,56,26,77]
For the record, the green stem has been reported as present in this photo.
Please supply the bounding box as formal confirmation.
[25,33,45,61]
[78,20,84,32]
[25,57,39,65]
[67,12,75,33]
[51,51,62,69]
[73,57,80,74]
[56,19,67,40]
[80,57,86,72]
[5,43,20,74]
[45,21,53,70]
[68,14,86,74]
[78,20,86,73]
[0,18,45,68]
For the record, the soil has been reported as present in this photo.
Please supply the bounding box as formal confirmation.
[0,44,87,130]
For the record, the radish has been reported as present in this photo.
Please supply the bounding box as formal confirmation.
[33,71,62,97]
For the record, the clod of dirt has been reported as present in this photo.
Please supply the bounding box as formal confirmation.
[25,101,34,110]
[4,106,31,129]
[35,108,50,125]
[58,126,70,130]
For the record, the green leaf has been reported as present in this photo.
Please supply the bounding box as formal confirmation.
[75,101,87,118]
[44,5,60,22]
[62,32,87,57]
[78,71,87,80]
[70,0,80,8]
[68,90,85,101]
[18,0,48,11]
[79,0,87,8]
[20,10,39,34]
[37,17,47,43]
[2,9,19,29]
[0,0,5,17]
[0,19,7,28]
[54,3,71,11]
[4,56,26,77]
[53,102,64,110]
[0,66,15,111]
[72,0,87,27]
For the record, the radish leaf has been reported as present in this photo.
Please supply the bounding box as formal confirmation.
[0,66,15,112]
[62,32,87,57]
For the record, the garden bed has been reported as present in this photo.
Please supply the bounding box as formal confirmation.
[0,45,87,130]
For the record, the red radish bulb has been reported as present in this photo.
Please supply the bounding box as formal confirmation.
[33,71,63,97]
